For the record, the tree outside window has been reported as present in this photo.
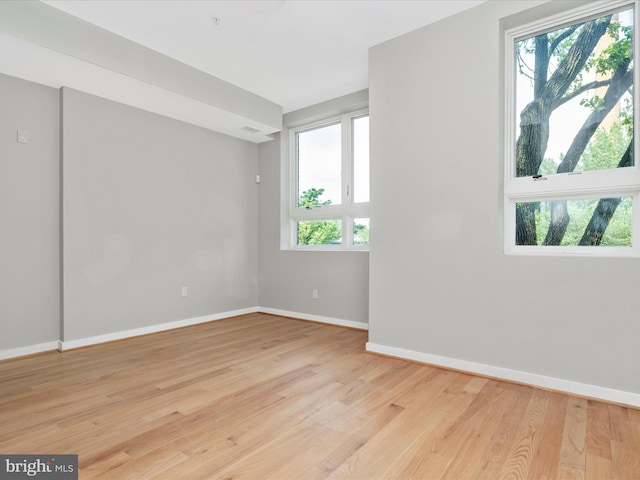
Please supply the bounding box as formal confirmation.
[506,2,638,255]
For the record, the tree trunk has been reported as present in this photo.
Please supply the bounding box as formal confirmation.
[514,17,611,245]
[557,59,632,173]
[578,141,633,246]
[516,203,538,245]
[542,60,632,244]
[542,201,570,245]
[579,197,622,246]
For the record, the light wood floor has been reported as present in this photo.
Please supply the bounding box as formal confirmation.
[1,313,639,479]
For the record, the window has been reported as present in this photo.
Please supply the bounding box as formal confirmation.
[285,109,369,250]
[504,0,639,256]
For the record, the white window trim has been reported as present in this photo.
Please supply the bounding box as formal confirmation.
[281,108,369,251]
[503,0,640,257]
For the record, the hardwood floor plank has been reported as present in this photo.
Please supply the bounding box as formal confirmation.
[329,391,473,480]
[558,397,588,478]
[585,399,614,480]
[586,454,614,480]
[496,388,549,479]
[0,313,639,479]
[368,376,489,479]
[323,370,470,479]
[586,399,613,460]
[461,383,534,479]
[438,383,523,479]
[303,402,405,479]
[81,452,131,480]
[525,391,568,480]
[609,404,640,479]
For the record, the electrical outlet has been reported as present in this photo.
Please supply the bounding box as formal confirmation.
[312,289,318,299]
[181,287,188,297]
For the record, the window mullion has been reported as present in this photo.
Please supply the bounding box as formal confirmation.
[291,204,342,220]
[343,113,354,247]
[342,114,353,207]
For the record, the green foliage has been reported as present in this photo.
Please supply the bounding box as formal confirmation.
[532,124,633,246]
[569,124,632,244]
[579,95,605,112]
[353,222,370,246]
[578,122,630,171]
[576,17,631,103]
[297,220,341,245]
[299,187,332,207]
[297,188,341,245]
[539,156,560,175]
[599,196,632,246]
[594,22,632,75]
[620,93,634,136]
[533,197,632,246]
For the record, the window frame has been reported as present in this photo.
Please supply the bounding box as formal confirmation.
[283,108,370,251]
[503,0,640,257]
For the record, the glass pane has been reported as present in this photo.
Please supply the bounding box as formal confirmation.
[297,123,341,207]
[515,197,632,246]
[353,116,369,203]
[514,7,634,178]
[353,218,370,246]
[297,220,342,246]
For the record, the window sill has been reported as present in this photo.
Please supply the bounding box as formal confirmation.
[282,246,370,253]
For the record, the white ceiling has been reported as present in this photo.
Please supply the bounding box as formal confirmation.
[1,1,485,141]
[42,0,484,112]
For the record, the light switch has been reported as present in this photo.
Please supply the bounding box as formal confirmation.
[17,129,29,144]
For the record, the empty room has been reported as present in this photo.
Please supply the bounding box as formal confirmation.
[1,0,639,478]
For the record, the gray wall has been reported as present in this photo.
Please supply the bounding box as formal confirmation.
[257,92,370,325]
[1,72,367,352]
[61,88,259,341]
[0,73,60,350]
[368,0,640,394]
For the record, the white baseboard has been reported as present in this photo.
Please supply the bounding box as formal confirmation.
[1,307,366,360]
[258,307,368,331]
[0,341,59,361]
[3,313,637,407]
[58,307,259,351]
[366,342,640,408]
